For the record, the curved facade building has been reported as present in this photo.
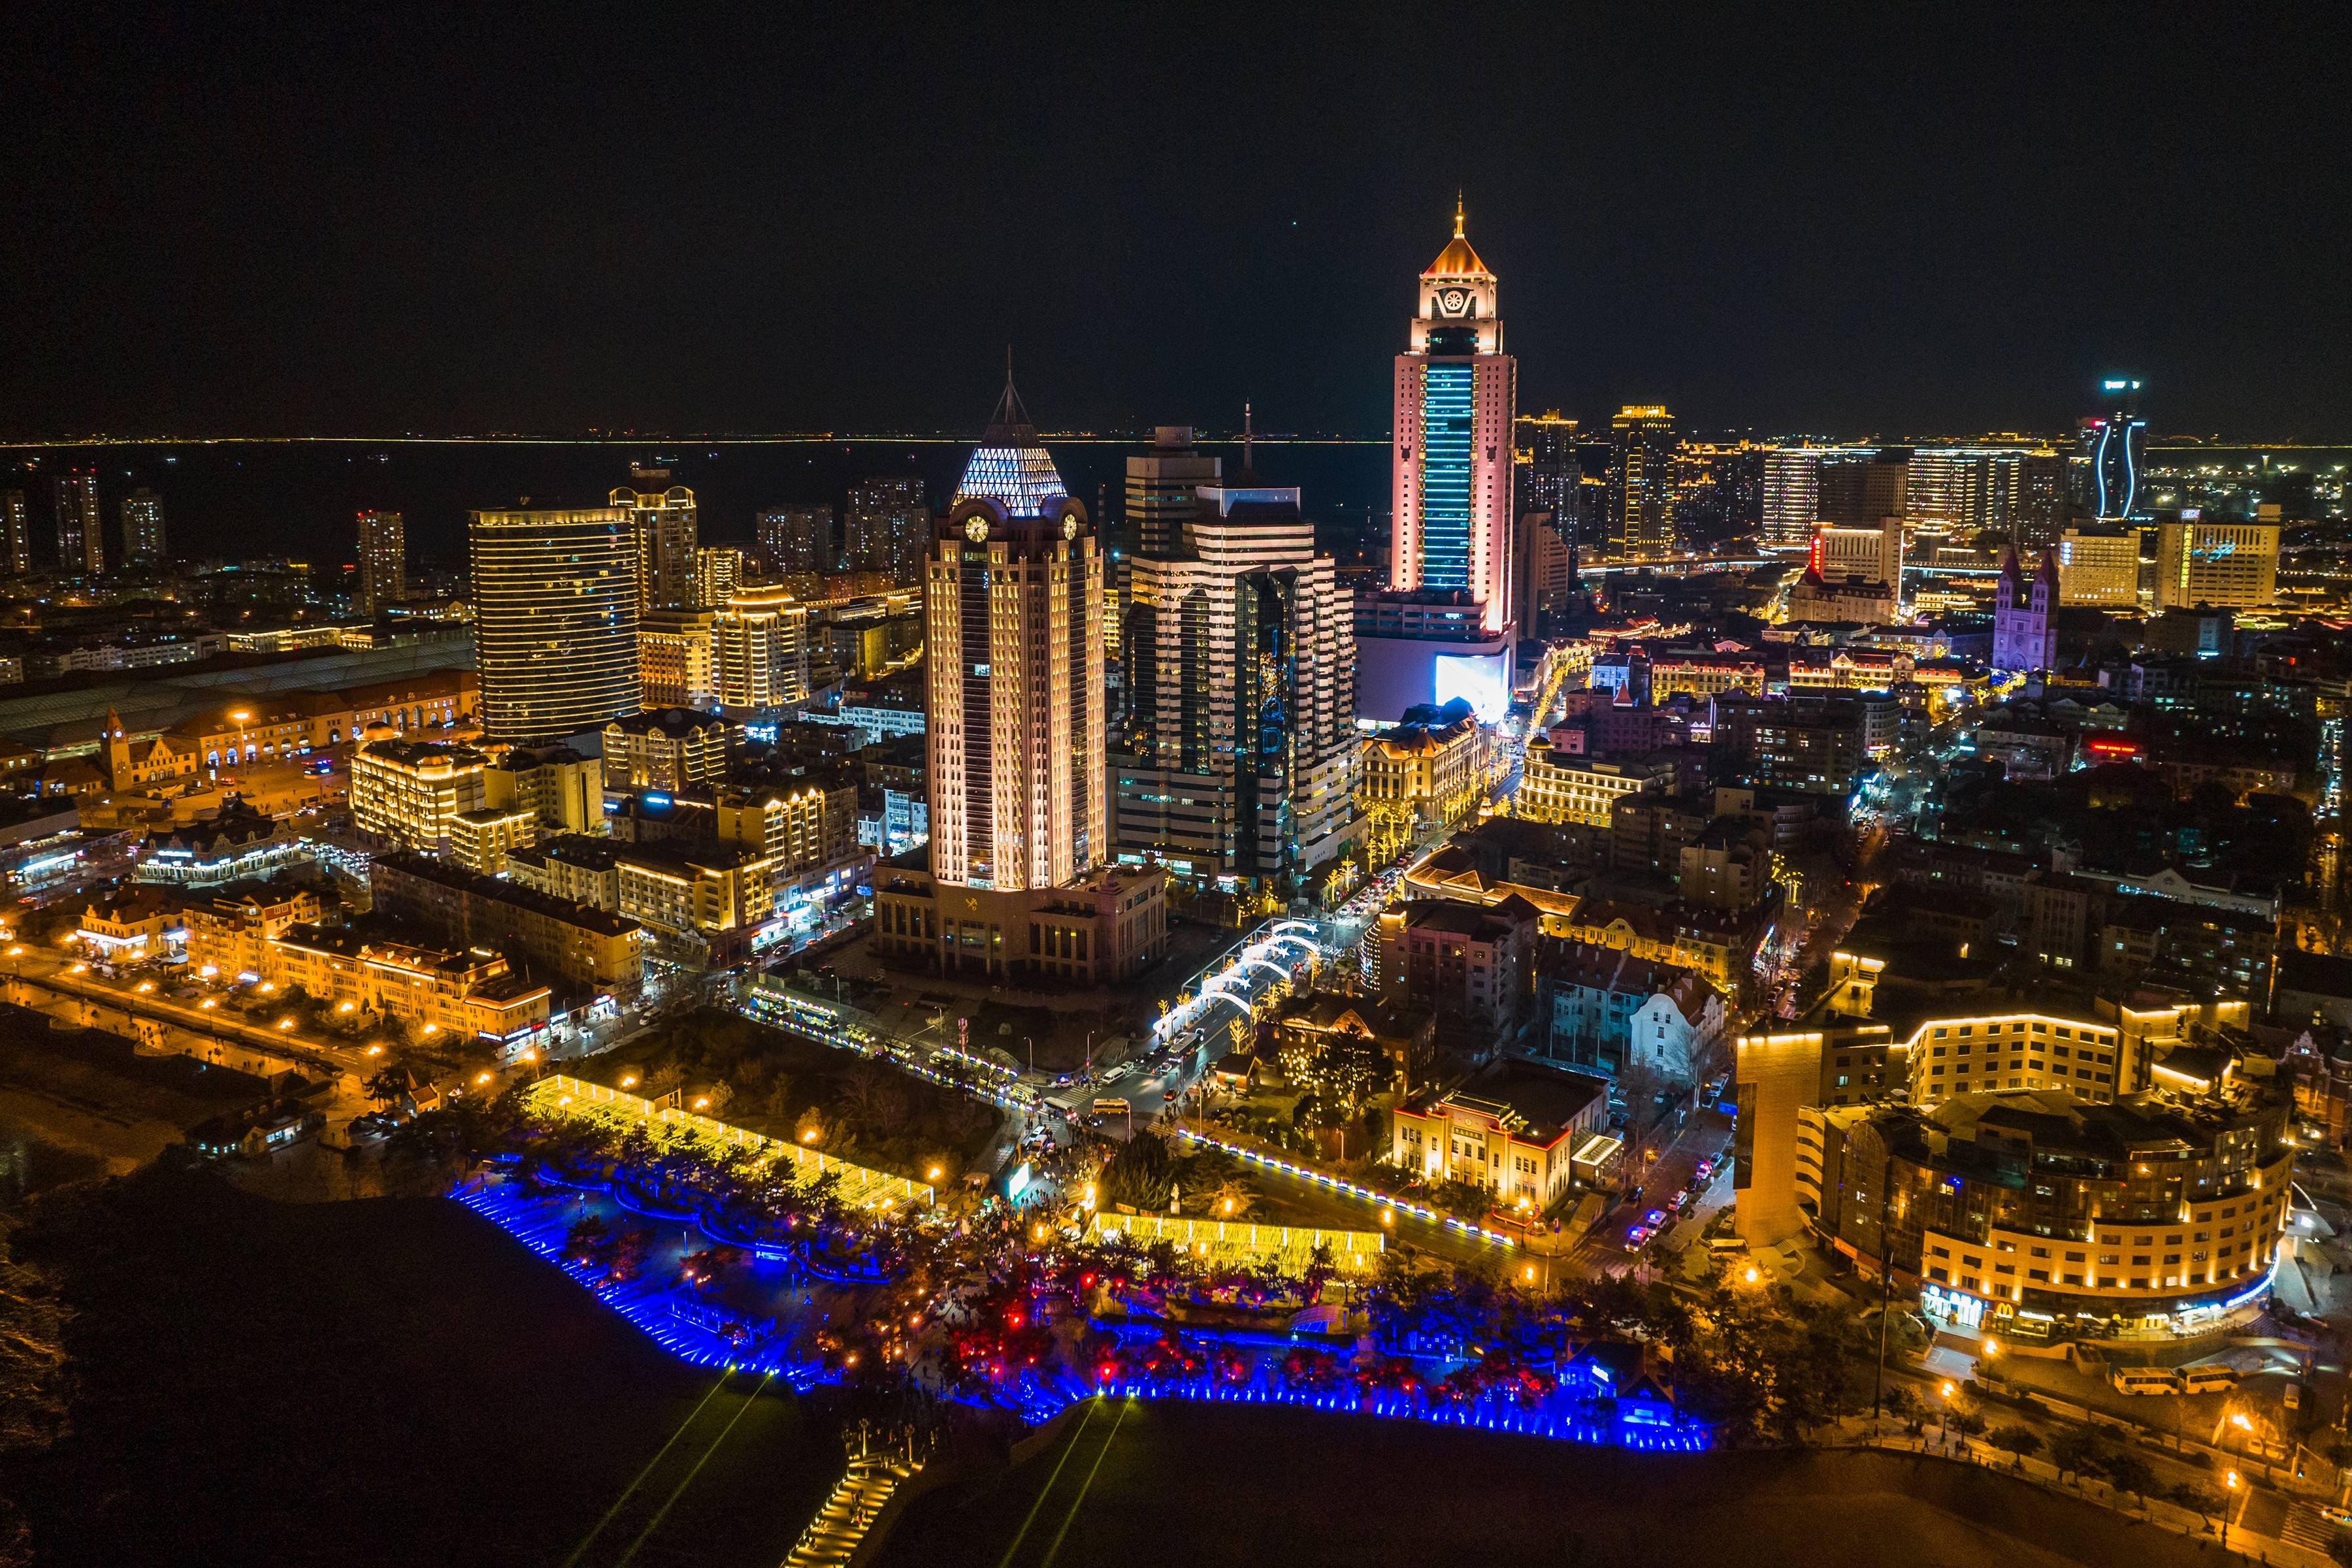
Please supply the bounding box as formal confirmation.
[469,506,642,742]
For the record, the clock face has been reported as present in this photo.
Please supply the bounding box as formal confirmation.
[964,517,989,543]
[1437,287,1470,317]
[1062,515,1081,540]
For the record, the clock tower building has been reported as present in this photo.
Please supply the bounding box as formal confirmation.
[875,376,1170,988]
[1391,201,1517,636]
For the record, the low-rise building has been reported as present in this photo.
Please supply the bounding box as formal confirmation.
[1272,991,1437,1096]
[1516,745,1678,827]
[1539,940,1723,1083]
[1390,893,1537,1051]
[181,879,327,977]
[133,805,309,886]
[447,804,540,876]
[1358,704,1486,836]
[264,921,551,1044]
[870,847,1170,985]
[1390,1057,1621,1205]
[602,708,729,793]
[483,742,602,837]
[367,850,644,993]
[76,885,184,961]
[350,738,489,852]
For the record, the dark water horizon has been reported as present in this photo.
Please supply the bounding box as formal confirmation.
[0,436,1393,571]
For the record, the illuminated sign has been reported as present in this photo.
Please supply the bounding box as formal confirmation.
[642,793,672,809]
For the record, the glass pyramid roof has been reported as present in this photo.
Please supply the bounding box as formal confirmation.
[953,442,1068,517]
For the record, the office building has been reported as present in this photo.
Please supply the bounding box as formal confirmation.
[1514,508,1575,636]
[1358,705,1488,838]
[2084,377,2148,519]
[368,849,644,993]
[1810,516,1903,587]
[2055,527,2142,607]
[1601,406,1676,562]
[711,584,809,710]
[1391,1058,1620,1204]
[1117,480,1360,890]
[1390,201,1516,634]
[54,470,102,574]
[611,483,698,610]
[638,608,717,709]
[2153,509,2279,610]
[120,487,165,563]
[757,504,835,574]
[1351,589,1512,723]
[1762,448,1825,549]
[350,737,490,851]
[468,506,642,741]
[845,475,928,585]
[1516,413,1582,545]
[871,382,1169,984]
[1123,425,1220,561]
[695,546,744,610]
[355,509,406,614]
[602,708,729,792]
[0,490,29,576]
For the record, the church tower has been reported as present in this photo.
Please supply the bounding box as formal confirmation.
[101,706,131,790]
[1390,199,1517,635]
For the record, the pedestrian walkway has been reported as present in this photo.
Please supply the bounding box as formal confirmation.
[785,1452,921,1567]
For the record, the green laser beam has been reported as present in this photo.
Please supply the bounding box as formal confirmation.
[608,1371,773,1568]
[1035,1398,1129,1568]
[993,1398,1100,1568]
[561,1369,733,1568]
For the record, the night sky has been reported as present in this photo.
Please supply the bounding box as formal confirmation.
[7,6,2350,442]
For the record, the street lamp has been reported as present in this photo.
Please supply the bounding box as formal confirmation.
[228,710,252,773]
[2223,1469,2240,1549]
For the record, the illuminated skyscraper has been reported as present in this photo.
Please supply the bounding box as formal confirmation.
[2083,377,2148,520]
[874,382,1167,985]
[1515,412,1581,545]
[355,509,406,614]
[611,482,698,610]
[1390,201,1516,634]
[712,584,809,709]
[2154,508,2278,609]
[468,506,642,741]
[1119,478,1358,890]
[925,385,1106,891]
[53,470,101,574]
[695,546,744,609]
[1126,425,1222,560]
[120,487,165,563]
[0,489,31,576]
[1603,406,1676,561]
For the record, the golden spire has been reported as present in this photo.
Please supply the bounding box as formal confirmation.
[1454,190,1465,238]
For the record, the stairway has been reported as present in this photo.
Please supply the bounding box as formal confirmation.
[784,1453,919,1568]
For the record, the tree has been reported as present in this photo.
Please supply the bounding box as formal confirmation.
[363,1067,410,1106]
[2102,1451,2155,1507]
[1102,1132,1177,1213]
[2046,1428,2107,1480]
[1986,1425,2042,1466]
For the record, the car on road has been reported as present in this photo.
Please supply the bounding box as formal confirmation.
[1644,1208,1666,1226]
[2321,1505,2352,1530]
[1626,1224,1653,1247]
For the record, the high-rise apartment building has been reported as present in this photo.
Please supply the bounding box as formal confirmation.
[54,470,101,574]
[611,482,698,610]
[2015,451,2068,549]
[757,504,835,574]
[1118,480,1359,890]
[1124,426,1220,561]
[468,506,642,741]
[1603,406,1676,561]
[1515,413,1582,546]
[1390,203,1516,633]
[120,487,165,563]
[872,385,1168,985]
[845,475,929,585]
[695,546,744,609]
[711,585,809,710]
[0,490,30,576]
[2084,378,2148,520]
[2153,508,2279,610]
[355,509,406,615]
[1816,451,1908,530]
[1761,448,1825,549]
[639,608,716,708]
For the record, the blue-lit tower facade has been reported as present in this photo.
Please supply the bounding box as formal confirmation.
[1391,201,1517,636]
[2083,376,2148,520]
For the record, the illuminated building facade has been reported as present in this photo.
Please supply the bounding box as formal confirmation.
[469,506,642,741]
[350,738,490,852]
[2153,509,2279,609]
[1603,406,1676,561]
[120,487,165,563]
[1117,481,1358,889]
[1358,708,1487,836]
[712,585,810,710]
[2083,377,2148,519]
[845,475,930,585]
[874,384,1169,984]
[53,469,102,574]
[2056,527,2142,607]
[612,483,699,611]
[638,608,716,708]
[757,504,834,574]
[602,708,729,792]
[356,509,407,614]
[1990,547,2059,671]
[1390,202,1516,634]
[694,546,743,610]
[1810,516,1904,587]
[0,489,28,576]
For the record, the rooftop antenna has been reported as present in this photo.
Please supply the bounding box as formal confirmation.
[985,345,1034,441]
[1455,189,1465,238]
[1243,401,1254,476]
